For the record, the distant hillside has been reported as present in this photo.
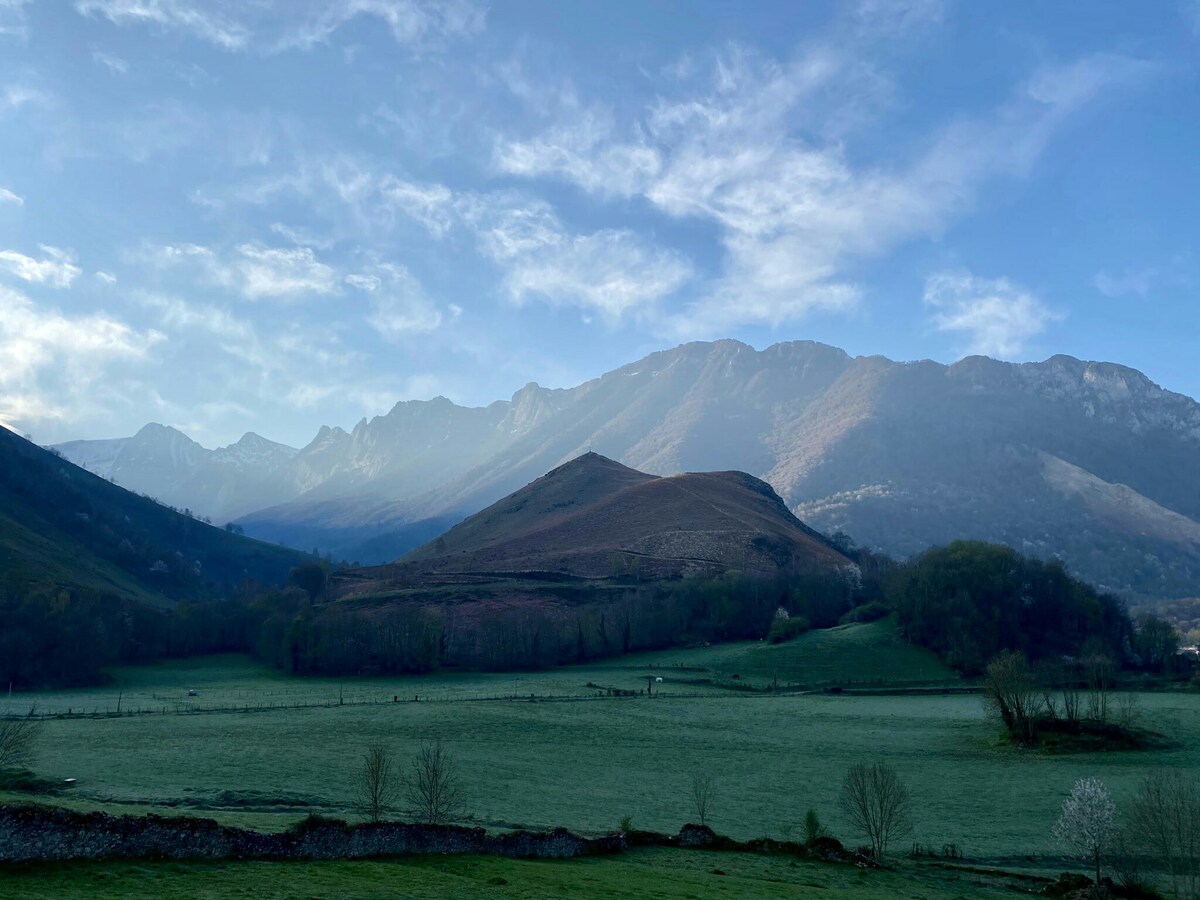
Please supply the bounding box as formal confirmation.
[0,425,305,604]
[59,340,1200,600]
[392,453,846,582]
[258,455,855,674]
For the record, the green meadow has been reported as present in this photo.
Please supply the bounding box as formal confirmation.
[0,850,1046,900]
[5,621,1198,865]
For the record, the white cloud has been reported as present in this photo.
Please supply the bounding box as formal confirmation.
[235,244,339,298]
[96,270,118,284]
[377,176,456,237]
[0,245,82,288]
[2,83,50,112]
[456,192,690,320]
[74,0,483,52]
[75,0,251,50]
[269,222,336,249]
[275,0,485,51]
[133,242,339,300]
[348,263,443,337]
[924,270,1059,358]
[0,187,21,206]
[0,0,31,39]
[495,48,1156,336]
[1094,269,1155,299]
[92,49,129,73]
[503,229,692,322]
[0,283,163,429]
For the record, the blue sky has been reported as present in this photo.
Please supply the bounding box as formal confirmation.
[1,0,1197,448]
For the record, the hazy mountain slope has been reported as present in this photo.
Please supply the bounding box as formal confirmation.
[54,424,302,523]
[59,340,1200,600]
[1,426,305,603]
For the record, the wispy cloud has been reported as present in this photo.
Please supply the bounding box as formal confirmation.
[132,242,340,300]
[75,0,251,50]
[2,83,50,112]
[1094,268,1156,299]
[0,187,22,206]
[495,47,1157,337]
[924,270,1059,358]
[0,245,82,288]
[346,263,444,337]
[0,283,163,429]
[91,49,129,73]
[74,0,484,53]
[0,0,31,39]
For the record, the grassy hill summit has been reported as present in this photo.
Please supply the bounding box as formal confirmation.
[390,451,848,582]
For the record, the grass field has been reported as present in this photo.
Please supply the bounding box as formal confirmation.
[3,620,1198,879]
[0,850,1046,899]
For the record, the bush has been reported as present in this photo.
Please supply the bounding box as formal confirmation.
[767,616,810,644]
[803,808,826,845]
[839,602,889,625]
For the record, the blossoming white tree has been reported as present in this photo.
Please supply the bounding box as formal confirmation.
[1053,777,1116,886]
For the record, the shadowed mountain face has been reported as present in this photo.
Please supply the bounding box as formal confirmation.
[56,339,1200,600]
[353,453,848,589]
[0,426,305,605]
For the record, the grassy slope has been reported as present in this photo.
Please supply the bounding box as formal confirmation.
[0,851,1034,900]
[596,618,956,687]
[0,505,162,607]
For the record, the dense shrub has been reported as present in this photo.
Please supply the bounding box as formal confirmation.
[839,602,889,625]
[767,615,811,644]
[887,541,1131,674]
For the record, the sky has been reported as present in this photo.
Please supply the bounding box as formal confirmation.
[1,0,1198,449]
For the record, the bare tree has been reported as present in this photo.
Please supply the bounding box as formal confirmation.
[0,708,40,773]
[355,743,398,823]
[406,740,463,825]
[982,650,1043,745]
[690,773,714,827]
[1053,777,1117,887]
[1061,672,1082,724]
[1116,691,1141,731]
[839,762,912,861]
[1129,770,1200,900]
[1084,652,1115,723]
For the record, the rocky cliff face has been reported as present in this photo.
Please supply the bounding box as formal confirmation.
[55,340,1200,600]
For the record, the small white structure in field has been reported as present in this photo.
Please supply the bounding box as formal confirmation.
[655,677,663,683]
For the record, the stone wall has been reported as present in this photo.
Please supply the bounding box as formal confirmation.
[0,805,625,864]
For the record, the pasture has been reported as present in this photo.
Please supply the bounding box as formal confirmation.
[0,850,1042,899]
[3,621,1198,866]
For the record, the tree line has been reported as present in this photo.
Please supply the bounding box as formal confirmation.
[5,537,1185,687]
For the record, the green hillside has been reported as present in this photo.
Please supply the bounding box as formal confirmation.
[0,426,304,601]
[0,426,308,687]
[600,617,957,688]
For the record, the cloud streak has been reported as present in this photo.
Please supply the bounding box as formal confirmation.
[74,0,484,52]
[924,270,1058,358]
[0,246,82,288]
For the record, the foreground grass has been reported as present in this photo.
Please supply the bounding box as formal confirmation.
[0,849,1037,899]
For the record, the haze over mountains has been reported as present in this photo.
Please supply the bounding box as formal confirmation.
[54,339,1200,602]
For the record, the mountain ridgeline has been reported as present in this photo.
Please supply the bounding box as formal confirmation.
[54,340,1200,602]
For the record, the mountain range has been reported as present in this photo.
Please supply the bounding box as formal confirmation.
[53,339,1200,602]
